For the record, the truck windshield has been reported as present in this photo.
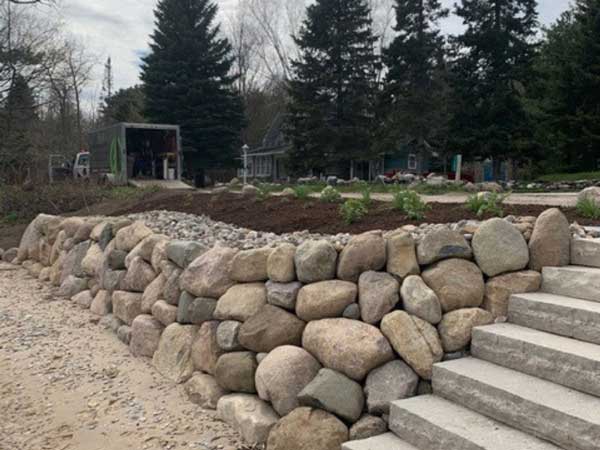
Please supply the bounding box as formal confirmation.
[78,154,90,166]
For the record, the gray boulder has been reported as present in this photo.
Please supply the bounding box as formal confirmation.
[216,394,279,445]
[216,320,243,351]
[167,240,207,268]
[152,323,197,383]
[349,415,388,441]
[238,304,305,352]
[294,240,338,283]
[215,352,258,393]
[364,360,419,415]
[130,314,164,357]
[59,275,88,298]
[184,373,228,410]
[176,292,216,325]
[417,228,472,265]
[266,280,302,310]
[358,271,399,324]
[180,246,238,298]
[298,368,364,423]
[400,275,442,324]
[337,232,387,282]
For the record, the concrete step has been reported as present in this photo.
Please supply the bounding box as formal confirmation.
[508,292,600,345]
[433,357,600,450]
[471,323,600,397]
[342,433,420,450]
[389,395,561,450]
[541,266,600,302]
[571,238,600,268]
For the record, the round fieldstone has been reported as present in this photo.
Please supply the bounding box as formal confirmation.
[358,271,399,324]
[400,275,442,324]
[438,308,494,352]
[215,352,258,394]
[296,280,357,321]
[417,228,472,265]
[238,305,306,353]
[364,360,419,415]
[337,232,387,282]
[294,240,338,283]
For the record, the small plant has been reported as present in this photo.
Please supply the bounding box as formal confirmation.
[466,192,507,218]
[392,188,429,220]
[293,185,310,200]
[357,181,372,207]
[320,185,342,203]
[576,197,600,219]
[256,184,271,202]
[2,211,18,224]
[340,199,368,224]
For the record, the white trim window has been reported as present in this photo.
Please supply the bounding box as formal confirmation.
[256,155,272,177]
[408,153,418,171]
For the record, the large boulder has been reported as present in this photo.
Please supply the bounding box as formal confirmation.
[141,273,166,313]
[337,232,387,282]
[483,270,541,318]
[231,247,272,282]
[380,311,443,379]
[302,318,394,381]
[298,368,364,423]
[166,240,207,268]
[364,360,419,415]
[386,230,420,278]
[417,228,472,265]
[106,248,127,270]
[438,308,494,352]
[151,300,178,326]
[349,415,388,441]
[130,315,164,357]
[112,291,143,325]
[215,352,258,393]
[255,346,321,416]
[177,293,217,325]
[578,186,600,206]
[294,240,338,283]
[191,321,223,375]
[266,407,348,450]
[267,243,296,283]
[163,268,182,305]
[61,241,90,283]
[296,280,357,321]
[180,246,238,298]
[60,217,85,238]
[81,243,104,277]
[17,214,56,262]
[472,218,529,277]
[90,290,112,316]
[122,257,157,293]
[238,305,305,352]
[184,373,227,410]
[125,234,168,267]
[421,259,484,312]
[152,323,197,383]
[529,208,571,271]
[115,222,152,252]
[266,280,302,310]
[217,394,279,445]
[214,283,267,322]
[100,269,125,293]
[59,275,88,298]
[217,320,243,351]
[358,271,400,324]
[400,275,442,324]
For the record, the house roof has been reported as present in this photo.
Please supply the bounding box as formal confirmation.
[247,112,291,155]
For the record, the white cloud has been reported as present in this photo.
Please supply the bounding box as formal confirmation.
[50,0,571,100]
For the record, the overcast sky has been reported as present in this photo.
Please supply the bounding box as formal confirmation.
[51,0,572,103]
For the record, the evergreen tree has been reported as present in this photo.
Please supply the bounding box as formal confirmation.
[379,0,449,155]
[100,86,145,125]
[286,0,379,175]
[141,0,245,170]
[450,0,539,177]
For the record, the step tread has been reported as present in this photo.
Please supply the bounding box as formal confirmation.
[511,292,600,313]
[547,265,600,274]
[342,433,420,450]
[390,395,561,450]
[435,357,600,423]
[474,323,600,360]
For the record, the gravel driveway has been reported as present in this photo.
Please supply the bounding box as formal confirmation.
[0,263,242,450]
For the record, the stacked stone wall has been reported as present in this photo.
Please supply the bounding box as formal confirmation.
[9,207,577,449]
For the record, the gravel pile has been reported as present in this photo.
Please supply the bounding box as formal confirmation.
[126,210,599,251]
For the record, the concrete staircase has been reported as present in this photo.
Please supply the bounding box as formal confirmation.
[344,240,600,450]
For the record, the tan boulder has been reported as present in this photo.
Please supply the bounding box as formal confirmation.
[230,247,272,282]
[421,258,484,312]
[386,230,420,278]
[130,314,164,357]
[184,373,228,410]
[191,321,223,375]
[296,280,357,321]
[141,273,166,313]
[380,311,443,379]
[152,323,197,383]
[214,283,267,322]
[180,246,238,298]
[483,270,541,318]
[337,232,386,282]
[215,352,257,393]
[238,305,305,352]
[438,308,494,352]
[90,290,112,316]
[529,208,571,271]
[217,394,279,445]
[122,256,157,293]
[151,300,178,326]
[267,243,296,283]
[112,291,142,325]
[472,218,529,276]
[302,318,394,381]
[115,221,153,252]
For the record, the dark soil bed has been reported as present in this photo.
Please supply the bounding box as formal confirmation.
[2,190,597,250]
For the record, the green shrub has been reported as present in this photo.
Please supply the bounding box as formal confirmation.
[293,185,310,200]
[357,181,372,207]
[256,184,271,202]
[466,192,507,218]
[392,189,429,220]
[576,197,600,219]
[340,199,368,224]
[320,186,342,203]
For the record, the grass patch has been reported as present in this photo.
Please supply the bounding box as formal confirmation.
[537,171,600,183]
[576,197,600,220]
[391,188,429,220]
[466,192,508,218]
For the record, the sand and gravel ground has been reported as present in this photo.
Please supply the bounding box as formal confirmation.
[0,262,242,450]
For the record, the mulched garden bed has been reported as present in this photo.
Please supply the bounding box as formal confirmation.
[107,191,599,235]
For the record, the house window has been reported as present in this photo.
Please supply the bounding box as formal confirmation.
[408,153,418,171]
[256,156,272,177]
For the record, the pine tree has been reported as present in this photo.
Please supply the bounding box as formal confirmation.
[101,86,145,125]
[450,0,539,177]
[286,0,379,175]
[140,0,245,170]
[380,0,449,155]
